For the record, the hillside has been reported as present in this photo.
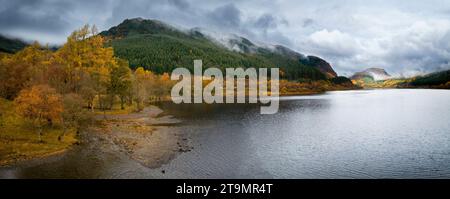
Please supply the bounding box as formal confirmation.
[350,68,393,88]
[350,68,391,81]
[350,68,450,89]
[407,69,450,88]
[100,18,336,81]
[299,55,337,78]
[0,35,28,53]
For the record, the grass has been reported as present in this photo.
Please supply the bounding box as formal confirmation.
[0,99,77,166]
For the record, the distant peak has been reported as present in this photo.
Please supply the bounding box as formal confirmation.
[366,67,388,73]
[100,17,177,38]
[0,34,28,53]
[128,17,145,22]
[351,67,391,81]
[299,55,338,78]
[121,17,166,26]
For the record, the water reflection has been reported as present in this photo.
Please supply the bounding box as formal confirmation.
[1,89,450,178]
[160,89,450,178]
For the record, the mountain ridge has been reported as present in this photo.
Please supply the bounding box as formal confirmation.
[0,35,28,53]
[350,67,449,89]
[100,18,338,81]
[350,68,391,81]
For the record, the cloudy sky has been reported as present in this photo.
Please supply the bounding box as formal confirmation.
[1,0,450,76]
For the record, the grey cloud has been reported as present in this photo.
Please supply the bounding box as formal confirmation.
[0,0,72,33]
[302,18,314,27]
[207,4,241,28]
[168,0,190,10]
[303,20,450,76]
[1,0,450,75]
[383,26,450,75]
[254,14,277,29]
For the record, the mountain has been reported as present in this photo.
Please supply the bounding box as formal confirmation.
[0,35,28,53]
[100,18,337,81]
[350,68,391,81]
[350,68,449,89]
[100,17,182,39]
[408,69,450,88]
[300,55,337,78]
[350,68,393,88]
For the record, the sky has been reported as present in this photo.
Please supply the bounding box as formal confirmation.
[1,0,450,76]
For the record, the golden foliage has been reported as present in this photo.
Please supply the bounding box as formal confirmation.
[14,84,63,126]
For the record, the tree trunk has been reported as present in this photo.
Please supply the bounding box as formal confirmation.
[59,119,67,142]
[38,127,43,143]
[120,96,125,110]
[109,95,114,110]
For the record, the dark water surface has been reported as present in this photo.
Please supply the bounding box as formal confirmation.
[1,89,450,178]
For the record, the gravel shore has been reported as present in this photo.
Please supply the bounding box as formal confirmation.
[91,105,191,168]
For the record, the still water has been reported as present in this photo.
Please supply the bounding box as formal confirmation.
[1,89,450,178]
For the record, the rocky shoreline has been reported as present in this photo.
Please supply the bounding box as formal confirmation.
[90,105,191,168]
[1,105,191,170]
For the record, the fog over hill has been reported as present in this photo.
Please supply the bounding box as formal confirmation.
[1,0,450,76]
[100,18,337,81]
[350,68,392,81]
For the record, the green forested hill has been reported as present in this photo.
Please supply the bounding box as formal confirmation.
[0,35,28,53]
[410,69,450,87]
[100,18,330,81]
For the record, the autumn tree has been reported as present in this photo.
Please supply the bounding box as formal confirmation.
[79,81,97,111]
[54,24,116,95]
[155,72,172,101]
[14,85,63,142]
[0,43,51,99]
[61,93,92,140]
[108,59,132,109]
[132,67,151,110]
